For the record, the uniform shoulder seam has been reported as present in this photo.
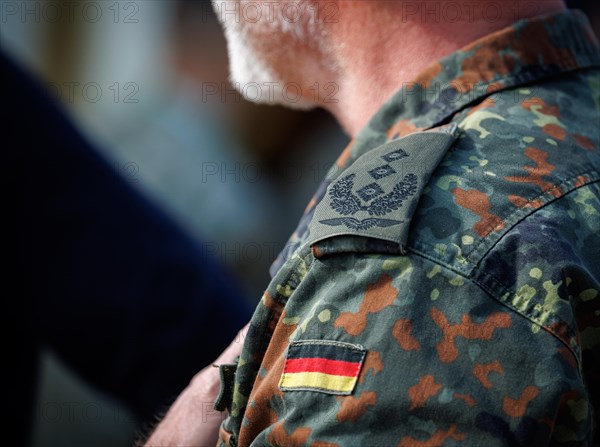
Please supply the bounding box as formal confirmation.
[465,170,600,265]
[405,247,583,369]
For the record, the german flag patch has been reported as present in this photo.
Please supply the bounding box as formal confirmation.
[279,340,366,395]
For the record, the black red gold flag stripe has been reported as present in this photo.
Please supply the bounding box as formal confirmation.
[279,340,366,395]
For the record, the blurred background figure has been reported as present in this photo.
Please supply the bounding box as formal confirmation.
[3,2,346,446]
[2,1,598,446]
[5,47,253,447]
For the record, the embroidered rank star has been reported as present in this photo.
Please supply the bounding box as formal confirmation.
[279,340,366,395]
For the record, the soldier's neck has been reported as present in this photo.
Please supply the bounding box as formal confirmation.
[323,1,566,137]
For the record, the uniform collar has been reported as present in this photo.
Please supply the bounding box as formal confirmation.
[270,9,600,277]
[337,9,600,171]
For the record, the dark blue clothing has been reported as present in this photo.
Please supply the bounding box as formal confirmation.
[3,51,252,446]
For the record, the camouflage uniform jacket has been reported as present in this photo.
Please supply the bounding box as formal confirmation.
[216,10,600,447]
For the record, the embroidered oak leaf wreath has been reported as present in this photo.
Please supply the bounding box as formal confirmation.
[320,160,418,230]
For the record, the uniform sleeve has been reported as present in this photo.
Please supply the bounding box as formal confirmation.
[231,233,596,446]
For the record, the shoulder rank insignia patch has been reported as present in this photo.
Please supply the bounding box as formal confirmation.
[279,340,366,395]
[309,125,459,252]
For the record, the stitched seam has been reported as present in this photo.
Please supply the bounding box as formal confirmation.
[272,246,316,304]
[464,171,600,264]
[399,249,582,368]
[407,244,474,275]
[250,247,317,404]
[466,175,600,270]
[459,179,600,368]
[288,340,366,350]
[472,271,582,370]
[425,63,600,129]
[278,386,355,395]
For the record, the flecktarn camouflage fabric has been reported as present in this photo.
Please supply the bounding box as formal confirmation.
[216,10,600,447]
